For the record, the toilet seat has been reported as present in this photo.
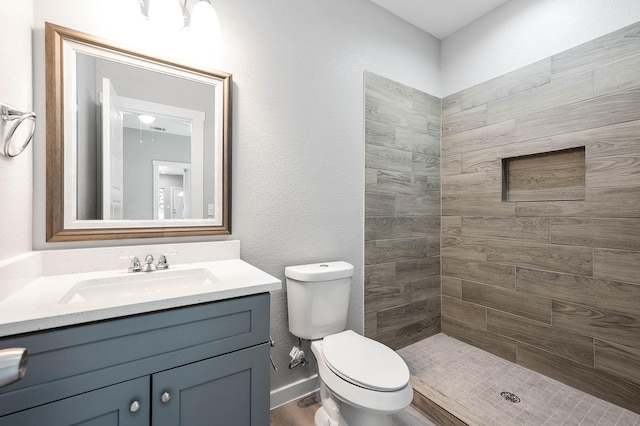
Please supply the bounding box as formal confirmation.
[321,330,410,391]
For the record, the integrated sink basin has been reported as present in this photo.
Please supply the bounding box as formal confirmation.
[59,268,218,304]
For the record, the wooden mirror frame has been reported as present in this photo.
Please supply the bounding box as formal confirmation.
[45,22,231,242]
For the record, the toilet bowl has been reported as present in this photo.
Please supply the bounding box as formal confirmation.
[285,262,413,426]
[311,331,413,426]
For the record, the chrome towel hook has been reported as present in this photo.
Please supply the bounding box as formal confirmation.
[1,103,36,158]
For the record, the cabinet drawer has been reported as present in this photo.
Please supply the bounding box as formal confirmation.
[0,376,149,426]
[0,294,269,416]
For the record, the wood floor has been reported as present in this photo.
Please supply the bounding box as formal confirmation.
[270,392,322,426]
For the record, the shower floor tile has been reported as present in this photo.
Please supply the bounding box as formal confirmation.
[398,333,640,426]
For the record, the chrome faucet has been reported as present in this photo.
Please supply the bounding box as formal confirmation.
[142,254,157,272]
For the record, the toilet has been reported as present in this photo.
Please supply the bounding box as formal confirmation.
[286,261,413,426]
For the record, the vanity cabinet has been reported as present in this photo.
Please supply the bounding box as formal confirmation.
[0,294,270,425]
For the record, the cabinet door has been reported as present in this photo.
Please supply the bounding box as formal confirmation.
[0,377,149,426]
[152,344,269,426]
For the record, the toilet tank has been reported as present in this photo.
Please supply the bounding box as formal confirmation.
[285,262,354,340]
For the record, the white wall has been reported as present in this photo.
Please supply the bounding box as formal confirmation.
[29,0,441,394]
[442,0,640,96]
[0,0,33,262]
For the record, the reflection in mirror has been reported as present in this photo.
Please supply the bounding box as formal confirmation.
[45,22,231,241]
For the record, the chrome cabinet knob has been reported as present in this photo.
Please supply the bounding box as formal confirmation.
[161,391,171,404]
[129,400,141,413]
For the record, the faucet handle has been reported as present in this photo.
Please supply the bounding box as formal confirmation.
[157,254,169,270]
[156,251,177,270]
[128,256,142,273]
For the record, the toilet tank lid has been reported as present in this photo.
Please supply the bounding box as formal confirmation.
[285,261,354,282]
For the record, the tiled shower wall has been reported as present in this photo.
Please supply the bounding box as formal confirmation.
[364,72,442,350]
[441,22,640,414]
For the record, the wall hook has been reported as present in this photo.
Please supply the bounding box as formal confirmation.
[1,103,36,158]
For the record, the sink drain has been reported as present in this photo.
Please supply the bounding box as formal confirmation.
[500,391,521,403]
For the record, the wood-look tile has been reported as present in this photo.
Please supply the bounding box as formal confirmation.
[366,216,440,241]
[375,317,440,350]
[442,105,487,136]
[442,193,516,217]
[543,119,640,158]
[365,118,396,147]
[551,21,640,76]
[365,311,377,337]
[411,276,441,301]
[365,95,429,133]
[594,248,640,284]
[413,88,442,118]
[377,300,428,332]
[412,154,440,178]
[395,130,440,155]
[442,316,517,362]
[396,257,440,282]
[587,155,640,189]
[442,296,487,330]
[411,377,488,426]
[365,72,413,107]
[487,309,593,366]
[486,239,593,276]
[461,138,552,174]
[365,144,413,172]
[395,193,441,217]
[461,217,550,243]
[505,147,586,202]
[364,263,396,290]
[516,268,640,316]
[595,340,640,386]
[487,70,593,124]
[442,93,462,117]
[442,120,516,156]
[441,171,489,195]
[442,257,514,289]
[595,51,640,96]
[516,89,640,142]
[462,280,552,324]
[365,168,377,192]
[441,237,486,261]
[552,299,640,350]
[515,200,588,217]
[368,238,429,264]
[441,276,463,299]
[441,154,462,176]
[364,282,411,314]
[517,342,640,414]
[428,297,441,320]
[460,59,551,110]
[441,216,461,237]
[365,192,395,217]
[551,218,640,251]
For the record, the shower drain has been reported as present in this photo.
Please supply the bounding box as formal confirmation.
[500,391,521,403]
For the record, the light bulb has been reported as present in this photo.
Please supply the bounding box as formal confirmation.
[190,0,222,44]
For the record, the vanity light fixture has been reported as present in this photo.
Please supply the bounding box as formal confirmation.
[139,0,221,42]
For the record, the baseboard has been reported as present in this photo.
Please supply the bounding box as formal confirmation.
[270,374,319,409]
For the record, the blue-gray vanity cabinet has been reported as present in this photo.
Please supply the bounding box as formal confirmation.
[0,293,270,425]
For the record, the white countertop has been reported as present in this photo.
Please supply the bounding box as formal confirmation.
[0,258,281,338]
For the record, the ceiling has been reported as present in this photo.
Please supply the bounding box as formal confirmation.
[369,0,510,39]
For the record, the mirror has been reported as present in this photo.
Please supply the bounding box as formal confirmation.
[45,22,231,241]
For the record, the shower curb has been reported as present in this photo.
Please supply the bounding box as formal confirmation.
[410,376,489,426]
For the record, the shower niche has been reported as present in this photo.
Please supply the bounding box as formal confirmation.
[502,146,586,202]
